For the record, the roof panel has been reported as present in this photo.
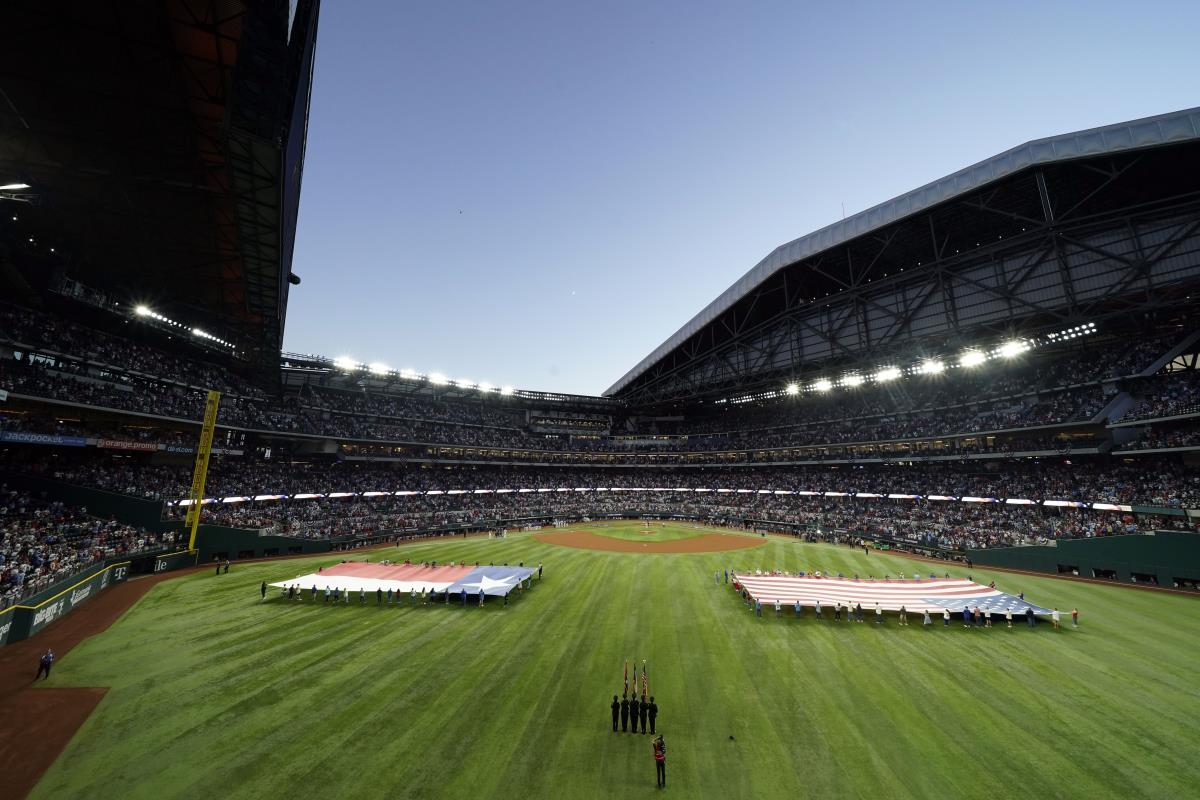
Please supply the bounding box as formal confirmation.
[606,106,1200,396]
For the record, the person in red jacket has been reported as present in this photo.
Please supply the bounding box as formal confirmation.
[653,735,666,787]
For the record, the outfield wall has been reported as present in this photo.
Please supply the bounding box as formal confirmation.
[967,532,1200,588]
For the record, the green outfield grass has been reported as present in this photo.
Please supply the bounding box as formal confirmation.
[32,524,1200,800]
[588,520,709,542]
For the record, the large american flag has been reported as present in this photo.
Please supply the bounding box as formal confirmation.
[732,573,1051,615]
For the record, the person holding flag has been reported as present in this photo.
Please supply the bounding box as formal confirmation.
[629,693,640,734]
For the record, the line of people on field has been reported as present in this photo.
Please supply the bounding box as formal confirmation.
[748,596,1079,630]
[611,693,658,735]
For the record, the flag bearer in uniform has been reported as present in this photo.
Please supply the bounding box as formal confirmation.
[629,695,640,734]
[621,694,630,731]
[639,695,649,734]
[611,696,620,732]
[648,697,658,733]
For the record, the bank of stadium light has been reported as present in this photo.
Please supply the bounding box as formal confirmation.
[959,350,986,368]
[784,382,800,395]
[192,328,234,348]
[399,368,419,380]
[428,373,449,386]
[368,362,390,375]
[996,340,1030,358]
[0,183,32,191]
[500,385,514,396]
[875,366,901,382]
[333,356,357,371]
[479,381,495,393]
[813,379,833,392]
[841,374,864,387]
[919,359,945,375]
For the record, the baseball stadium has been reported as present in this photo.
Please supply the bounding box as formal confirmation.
[1,3,1199,799]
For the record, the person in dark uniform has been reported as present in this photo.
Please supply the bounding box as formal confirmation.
[648,696,658,734]
[260,581,267,600]
[629,695,640,733]
[611,695,620,732]
[35,649,54,680]
[538,562,543,579]
[639,694,649,733]
[215,560,221,576]
[620,694,630,732]
[223,559,230,574]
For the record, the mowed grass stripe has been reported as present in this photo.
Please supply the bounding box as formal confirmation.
[29,525,1200,800]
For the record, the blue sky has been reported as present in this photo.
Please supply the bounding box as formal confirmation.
[284,1,1199,395]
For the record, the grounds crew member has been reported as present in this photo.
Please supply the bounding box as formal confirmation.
[620,694,630,732]
[35,649,54,680]
[648,696,658,733]
[639,694,649,733]
[611,695,620,732]
[629,695,640,734]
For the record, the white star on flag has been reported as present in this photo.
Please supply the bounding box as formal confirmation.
[460,574,519,593]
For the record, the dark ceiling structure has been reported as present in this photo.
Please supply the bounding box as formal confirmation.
[608,109,1200,408]
[0,0,320,373]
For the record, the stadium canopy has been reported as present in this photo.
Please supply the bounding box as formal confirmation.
[0,0,321,373]
[606,108,1200,406]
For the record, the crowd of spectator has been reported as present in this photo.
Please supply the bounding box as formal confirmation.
[0,486,177,608]
[1118,371,1200,422]
[3,301,1190,459]
[5,447,1196,550]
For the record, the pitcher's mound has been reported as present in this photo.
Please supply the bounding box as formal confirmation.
[535,530,767,553]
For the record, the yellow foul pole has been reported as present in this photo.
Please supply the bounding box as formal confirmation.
[186,390,222,551]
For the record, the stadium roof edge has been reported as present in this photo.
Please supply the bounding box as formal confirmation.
[604,106,1200,397]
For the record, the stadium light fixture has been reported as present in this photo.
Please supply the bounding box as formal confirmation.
[919,360,945,374]
[998,340,1027,358]
[0,183,31,191]
[368,362,390,375]
[784,382,800,395]
[456,378,477,389]
[813,379,833,392]
[500,385,514,396]
[399,368,418,380]
[959,350,986,368]
[429,373,449,386]
[333,356,356,371]
[135,305,150,316]
[875,366,900,382]
[841,374,864,387]
[479,381,494,393]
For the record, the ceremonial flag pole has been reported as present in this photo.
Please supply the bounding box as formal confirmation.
[623,659,629,696]
[642,658,649,700]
